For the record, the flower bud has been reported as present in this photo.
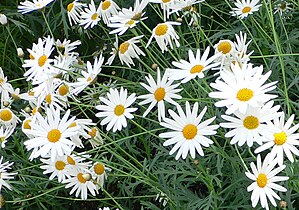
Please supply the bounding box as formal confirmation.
[17,48,24,58]
[0,14,8,25]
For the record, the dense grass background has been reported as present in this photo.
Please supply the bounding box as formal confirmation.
[0,0,299,209]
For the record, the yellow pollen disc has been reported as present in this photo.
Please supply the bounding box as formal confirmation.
[274,132,287,145]
[47,129,61,143]
[0,78,4,86]
[256,173,267,188]
[29,53,35,60]
[67,156,75,165]
[126,19,135,26]
[0,109,13,122]
[132,12,142,21]
[183,124,198,140]
[190,65,204,74]
[154,87,166,102]
[102,1,111,10]
[0,137,5,142]
[242,6,252,13]
[162,0,171,3]
[88,127,97,138]
[94,163,105,175]
[217,41,232,54]
[68,122,77,128]
[55,161,66,171]
[67,2,74,12]
[77,173,87,183]
[155,24,168,36]
[243,116,259,130]
[58,84,69,96]
[119,42,130,54]
[236,88,254,102]
[29,91,35,96]
[91,13,98,20]
[45,94,52,104]
[23,119,32,129]
[38,55,47,67]
[32,107,41,115]
[114,104,125,116]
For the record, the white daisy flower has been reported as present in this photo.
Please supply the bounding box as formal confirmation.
[274,1,292,16]
[139,68,182,122]
[234,31,253,64]
[95,87,137,132]
[55,38,81,58]
[0,157,17,192]
[86,127,103,148]
[230,0,262,19]
[23,107,80,161]
[63,168,97,200]
[209,63,277,115]
[68,118,95,148]
[23,36,55,83]
[66,153,92,173]
[90,162,111,190]
[18,0,55,14]
[166,47,221,83]
[99,0,120,25]
[220,101,282,147]
[66,0,85,26]
[150,0,177,21]
[108,0,148,35]
[40,155,72,183]
[71,54,104,95]
[0,126,14,148]
[159,102,219,160]
[79,0,101,29]
[146,21,181,53]
[255,113,299,166]
[245,154,289,210]
[0,108,19,127]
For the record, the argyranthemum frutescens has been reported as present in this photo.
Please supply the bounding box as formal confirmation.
[245,154,289,210]
[0,156,17,192]
[159,101,219,160]
[209,63,277,115]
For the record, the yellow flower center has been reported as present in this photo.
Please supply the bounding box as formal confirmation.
[256,173,267,188]
[119,42,130,54]
[0,137,5,143]
[77,173,87,183]
[132,12,142,21]
[162,0,171,3]
[94,163,105,175]
[243,116,259,130]
[0,109,12,121]
[91,13,98,20]
[32,107,41,115]
[58,84,69,96]
[274,132,287,145]
[154,87,166,102]
[29,91,35,96]
[55,161,66,171]
[68,122,77,128]
[23,119,32,129]
[67,2,74,12]
[45,94,52,104]
[67,156,75,165]
[0,78,5,86]
[29,53,35,60]
[126,19,135,26]
[242,6,252,13]
[102,0,111,10]
[183,124,198,140]
[38,55,47,67]
[155,24,168,36]
[217,41,232,54]
[114,105,125,116]
[236,88,254,102]
[88,127,97,138]
[190,65,204,74]
[47,129,61,143]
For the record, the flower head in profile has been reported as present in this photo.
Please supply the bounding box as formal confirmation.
[18,0,55,14]
[96,87,137,132]
[0,157,17,192]
[255,113,299,166]
[99,0,120,25]
[209,63,277,115]
[139,68,182,122]
[230,0,262,19]
[146,21,181,53]
[246,154,289,210]
[66,0,86,26]
[159,102,219,160]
